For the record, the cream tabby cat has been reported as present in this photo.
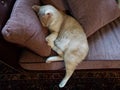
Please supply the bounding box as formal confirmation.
[32,5,89,88]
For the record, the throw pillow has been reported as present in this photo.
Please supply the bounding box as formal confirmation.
[66,0,120,37]
[2,0,51,56]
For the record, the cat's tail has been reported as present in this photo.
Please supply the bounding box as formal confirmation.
[59,49,83,88]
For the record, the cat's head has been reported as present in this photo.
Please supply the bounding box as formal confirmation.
[32,5,62,27]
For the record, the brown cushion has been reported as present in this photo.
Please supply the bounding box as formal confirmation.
[0,0,16,30]
[2,0,51,56]
[66,0,120,37]
[40,0,69,12]
[0,0,22,68]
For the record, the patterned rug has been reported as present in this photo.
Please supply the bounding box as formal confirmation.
[0,61,120,90]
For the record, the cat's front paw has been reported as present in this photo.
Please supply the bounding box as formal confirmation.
[45,37,54,48]
[46,60,51,63]
[46,57,52,63]
[45,36,50,42]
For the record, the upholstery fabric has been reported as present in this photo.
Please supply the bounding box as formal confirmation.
[20,17,120,70]
[1,0,120,70]
[40,0,68,12]
[66,0,120,37]
[2,0,51,56]
[20,50,63,70]
[0,0,21,67]
[0,0,16,30]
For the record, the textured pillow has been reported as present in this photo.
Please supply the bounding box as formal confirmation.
[66,0,120,37]
[2,0,51,56]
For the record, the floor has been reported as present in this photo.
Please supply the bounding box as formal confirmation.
[0,61,120,90]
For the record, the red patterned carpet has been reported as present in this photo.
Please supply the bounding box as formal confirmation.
[0,62,120,90]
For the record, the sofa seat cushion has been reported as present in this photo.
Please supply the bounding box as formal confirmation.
[19,17,120,70]
[86,17,120,60]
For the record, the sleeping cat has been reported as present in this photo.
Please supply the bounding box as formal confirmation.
[32,5,89,88]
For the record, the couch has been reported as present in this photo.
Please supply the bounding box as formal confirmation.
[0,0,22,69]
[0,0,120,71]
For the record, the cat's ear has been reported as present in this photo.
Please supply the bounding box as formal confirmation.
[32,5,40,13]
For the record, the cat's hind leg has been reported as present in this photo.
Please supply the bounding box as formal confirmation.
[59,56,77,88]
[59,49,83,88]
[45,32,58,48]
